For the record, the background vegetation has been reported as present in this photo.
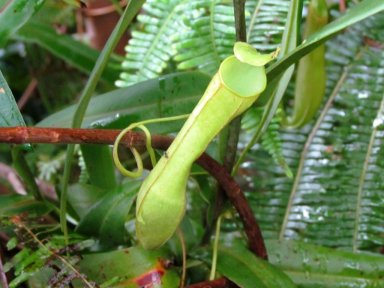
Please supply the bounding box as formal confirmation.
[0,0,383,287]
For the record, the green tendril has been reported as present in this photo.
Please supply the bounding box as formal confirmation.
[113,114,190,178]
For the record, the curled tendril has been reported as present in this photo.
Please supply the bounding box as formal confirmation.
[112,114,190,178]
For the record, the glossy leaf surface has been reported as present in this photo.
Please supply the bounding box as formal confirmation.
[77,246,179,287]
[76,181,140,246]
[14,21,120,85]
[246,13,384,252]
[0,0,45,47]
[197,241,296,288]
[0,69,25,127]
[38,72,210,133]
[268,240,384,287]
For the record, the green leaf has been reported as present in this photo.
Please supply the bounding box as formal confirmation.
[200,241,296,288]
[14,21,120,85]
[0,194,51,217]
[174,1,235,75]
[251,0,384,174]
[76,181,140,246]
[77,246,179,287]
[279,46,384,249]
[38,72,211,133]
[67,183,106,219]
[116,0,197,87]
[0,69,26,127]
[80,145,116,190]
[0,0,45,47]
[268,240,384,287]
[246,12,384,248]
[246,0,290,51]
[267,0,384,81]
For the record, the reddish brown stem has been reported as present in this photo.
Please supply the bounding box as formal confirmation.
[17,78,38,111]
[187,277,238,288]
[0,127,267,259]
[339,0,346,13]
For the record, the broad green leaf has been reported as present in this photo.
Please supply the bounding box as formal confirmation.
[246,0,290,51]
[247,12,384,250]
[76,181,140,246]
[279,47,384,248]
[0,69,25,127]
[76,246,179,287]
[38,72,211,133]
[197,241,296,287]
[268,240,384,287]
[267,0,384,81]
[80,145,116,191]
[14,21,120,85]
[0,0,45,47]
[67,183,105,219]
[0,194,51,217]
[254,0,384,158]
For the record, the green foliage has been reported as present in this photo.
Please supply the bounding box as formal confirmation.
[248,12,384,251]
[0,0,45,47]
[76,246,180,287]
[267,240,384,287]
[76,181,140,247]
[116,0,291,88]
[0,0,384,287]
[242,107,292,178]
[0,69,26,127]
[15,21,120,86]
[196,240,297,288]
[38,72,210,132]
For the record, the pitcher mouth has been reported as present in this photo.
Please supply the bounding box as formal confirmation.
[219,55,266,98]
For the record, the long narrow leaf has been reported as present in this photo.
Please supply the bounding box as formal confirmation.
[37,72,210,134]
[268,240,384,287]
[267,0,384,81]
[14,21,120,85]
[0,69,25,127]
[0,0,45,47]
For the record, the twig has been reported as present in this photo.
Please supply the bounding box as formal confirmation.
[0,127,267,259]
[233,0,247,42]
[0,246,9,288]
[17,78,38,111]
[339,0,346,13]
[187,277,238,288]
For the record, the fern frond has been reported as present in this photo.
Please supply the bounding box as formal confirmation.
[242,107,292,178]
[174,0,235,75]
[116,0,195,87]
[245,11,384,248]
[246,0,290,51]
[117,0,293,85]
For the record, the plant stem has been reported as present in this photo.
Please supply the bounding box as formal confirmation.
[224,0,247,170]
[60,0,145,240]
[0,126,267,259]
[11,146,43,200]
[233,0,247,42]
